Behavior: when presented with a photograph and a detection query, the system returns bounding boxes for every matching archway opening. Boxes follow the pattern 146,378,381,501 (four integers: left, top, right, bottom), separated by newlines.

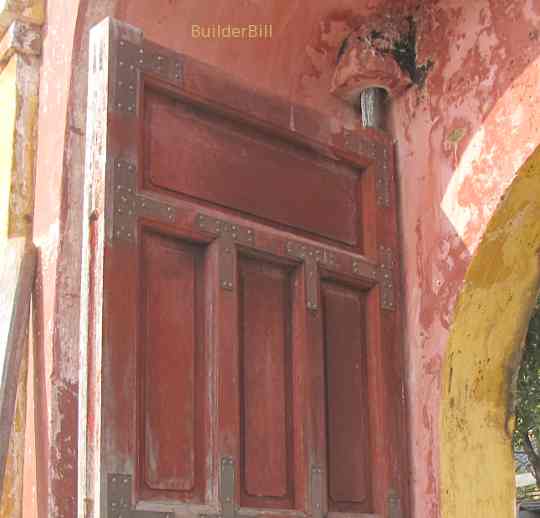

440,145,540,518
514,295,540,515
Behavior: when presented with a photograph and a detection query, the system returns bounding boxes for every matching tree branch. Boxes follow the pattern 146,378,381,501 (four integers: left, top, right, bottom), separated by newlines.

523,431,540,484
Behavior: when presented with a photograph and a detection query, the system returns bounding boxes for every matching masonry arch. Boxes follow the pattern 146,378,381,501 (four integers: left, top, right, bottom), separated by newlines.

440,146,540,518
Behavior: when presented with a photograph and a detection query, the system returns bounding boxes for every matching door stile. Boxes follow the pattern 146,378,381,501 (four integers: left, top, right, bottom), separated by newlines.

205,239,220,512
302,278,328,518
368,142,408,518
87,17,147,518
102,17,146,514
289,266,310,518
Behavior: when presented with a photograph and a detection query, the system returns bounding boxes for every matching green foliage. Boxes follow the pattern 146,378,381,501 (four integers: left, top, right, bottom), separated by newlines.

514,294,540,483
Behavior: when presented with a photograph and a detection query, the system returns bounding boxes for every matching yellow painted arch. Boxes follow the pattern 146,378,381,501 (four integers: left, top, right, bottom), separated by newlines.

441,146,540,517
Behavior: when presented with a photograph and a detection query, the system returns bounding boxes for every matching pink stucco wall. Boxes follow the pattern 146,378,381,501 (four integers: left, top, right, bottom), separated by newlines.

31,0,540,516
394,3,540,515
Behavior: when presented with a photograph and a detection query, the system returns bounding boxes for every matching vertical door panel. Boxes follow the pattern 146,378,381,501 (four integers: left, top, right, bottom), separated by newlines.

140,230,208,502
321,281,371,513
238,257,294,510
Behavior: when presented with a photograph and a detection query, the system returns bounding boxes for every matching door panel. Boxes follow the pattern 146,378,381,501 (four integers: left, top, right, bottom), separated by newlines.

321,281,371,513
238,257,294,510
143,87,361,247
139,231,208,501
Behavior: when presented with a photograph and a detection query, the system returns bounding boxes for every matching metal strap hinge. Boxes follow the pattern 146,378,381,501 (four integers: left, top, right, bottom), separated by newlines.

108,474,173,517
376,144,391,208
387,489,402,518
200,457,249,518
195,214,254,292
378,246,395,311
311,466,325,518
343,131,390,208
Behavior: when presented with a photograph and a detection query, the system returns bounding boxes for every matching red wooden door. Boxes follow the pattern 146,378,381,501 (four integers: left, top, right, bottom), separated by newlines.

83,17,408,518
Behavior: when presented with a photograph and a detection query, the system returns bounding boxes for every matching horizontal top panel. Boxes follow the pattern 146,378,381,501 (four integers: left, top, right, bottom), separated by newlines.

143,87,362,246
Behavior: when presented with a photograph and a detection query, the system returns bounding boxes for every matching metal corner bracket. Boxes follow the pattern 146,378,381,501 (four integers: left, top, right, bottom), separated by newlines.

285,241,337,312
195,213,254,292
114,38,183,115
111,158,177,243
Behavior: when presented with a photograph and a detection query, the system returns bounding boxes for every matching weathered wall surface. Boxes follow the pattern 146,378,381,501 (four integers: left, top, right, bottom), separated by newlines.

30,0,540,517
392,3,540,516
32,0,94,515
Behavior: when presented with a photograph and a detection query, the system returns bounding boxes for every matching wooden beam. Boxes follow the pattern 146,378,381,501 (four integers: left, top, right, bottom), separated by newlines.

0,238,36,493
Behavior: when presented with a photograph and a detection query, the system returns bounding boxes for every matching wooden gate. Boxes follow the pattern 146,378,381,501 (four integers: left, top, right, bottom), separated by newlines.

82,17,408,518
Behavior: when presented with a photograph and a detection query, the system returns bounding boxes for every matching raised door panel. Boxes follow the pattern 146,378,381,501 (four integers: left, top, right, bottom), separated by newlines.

142,87,361,247
238,257,295,510
321,281,372,514
138,230,209,503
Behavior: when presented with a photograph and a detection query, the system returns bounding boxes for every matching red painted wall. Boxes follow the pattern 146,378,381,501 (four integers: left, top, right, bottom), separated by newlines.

31,0,540,516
